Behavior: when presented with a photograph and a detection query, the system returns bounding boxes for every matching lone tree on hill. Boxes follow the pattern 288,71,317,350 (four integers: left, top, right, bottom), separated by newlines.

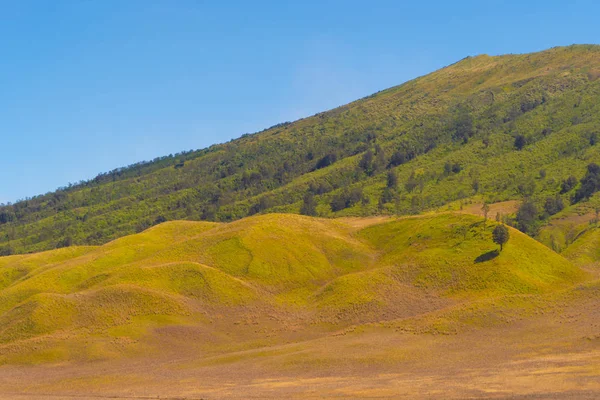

492,224,510,251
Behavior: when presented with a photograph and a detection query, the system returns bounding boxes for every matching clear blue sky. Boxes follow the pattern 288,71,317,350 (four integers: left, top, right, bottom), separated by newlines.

1,0,599,203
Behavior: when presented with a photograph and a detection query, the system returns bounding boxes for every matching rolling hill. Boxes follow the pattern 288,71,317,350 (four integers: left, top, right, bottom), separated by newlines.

0,212,598,398
0,213,586,363
2,45,600,255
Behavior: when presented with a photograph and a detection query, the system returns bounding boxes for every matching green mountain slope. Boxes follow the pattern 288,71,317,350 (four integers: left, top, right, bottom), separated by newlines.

0,213,586,364
2,44,600,254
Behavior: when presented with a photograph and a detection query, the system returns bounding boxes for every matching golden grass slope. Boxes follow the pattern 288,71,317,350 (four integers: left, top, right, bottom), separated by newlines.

562,227,600,278
0,213,587,365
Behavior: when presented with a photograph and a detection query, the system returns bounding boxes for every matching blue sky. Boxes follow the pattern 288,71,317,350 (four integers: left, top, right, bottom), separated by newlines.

1,0,599,203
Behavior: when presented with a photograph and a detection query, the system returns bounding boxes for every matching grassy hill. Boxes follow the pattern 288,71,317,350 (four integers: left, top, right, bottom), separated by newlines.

562,224,600,273
0,213,586,365
2,45,600,254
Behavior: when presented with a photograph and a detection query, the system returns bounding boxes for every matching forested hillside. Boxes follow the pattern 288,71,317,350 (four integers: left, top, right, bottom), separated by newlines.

2,44,600,254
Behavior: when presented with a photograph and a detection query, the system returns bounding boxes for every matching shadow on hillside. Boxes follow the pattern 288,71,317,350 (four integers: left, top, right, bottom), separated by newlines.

475,250,499,263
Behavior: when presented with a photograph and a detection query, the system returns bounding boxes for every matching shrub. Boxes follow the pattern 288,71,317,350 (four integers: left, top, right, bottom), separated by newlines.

573,163,600,203
560,176,578,194
514,134,526,150
543,195,564,216
330,188,363,212
315,153,337,170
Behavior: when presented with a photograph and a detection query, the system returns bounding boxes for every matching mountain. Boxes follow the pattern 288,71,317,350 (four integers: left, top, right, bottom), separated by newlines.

2,44,600,255
3,44,600,399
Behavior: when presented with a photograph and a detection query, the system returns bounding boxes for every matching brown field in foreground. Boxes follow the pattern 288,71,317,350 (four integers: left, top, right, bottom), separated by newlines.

1,306,598,399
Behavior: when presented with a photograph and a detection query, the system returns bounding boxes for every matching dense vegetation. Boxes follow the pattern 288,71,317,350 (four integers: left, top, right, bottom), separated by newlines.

2,44,600,255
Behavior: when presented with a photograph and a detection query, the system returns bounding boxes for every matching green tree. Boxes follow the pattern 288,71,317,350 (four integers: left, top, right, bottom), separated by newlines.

492,224,509,251
517,178,536,197
358,149,375,175
573,163,600,203
514,134,526,150
330,188,363,212
379,188,395,208
560,176,578,194
0,211,15,225
452,107,474,143
386,170,398,190
389,151,408,167
0,245,13,256
472,179,480,193
374,144,386,173
315,153,337,170
543,195,564,216
516,200,538,234
481,201,490,227
300,193,317,216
